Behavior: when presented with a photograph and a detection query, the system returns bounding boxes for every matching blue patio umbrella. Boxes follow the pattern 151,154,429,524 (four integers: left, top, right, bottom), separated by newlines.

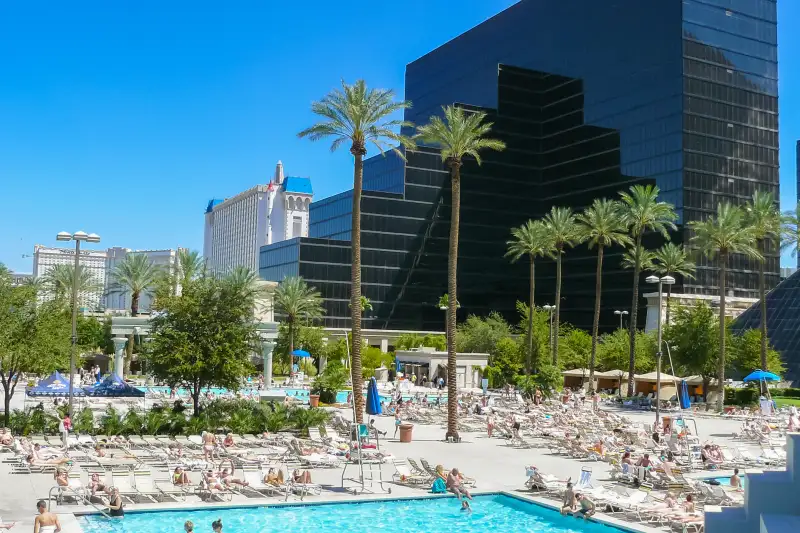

743,370,780,383
366,377,382,416
678,380,691,410
291,349,311,358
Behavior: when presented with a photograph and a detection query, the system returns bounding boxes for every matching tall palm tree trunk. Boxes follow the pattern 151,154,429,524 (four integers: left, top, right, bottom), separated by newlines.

445,160,462,442
627,234,643,395
124,292,141,377
758,240,767,371
289,321,294,353
526,258,535,374
589,245,604,392
717,252,728,412
350,148,365,423
553,249,562,365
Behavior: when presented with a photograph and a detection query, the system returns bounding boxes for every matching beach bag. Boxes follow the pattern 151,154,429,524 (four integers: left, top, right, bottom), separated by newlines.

431,478,447,494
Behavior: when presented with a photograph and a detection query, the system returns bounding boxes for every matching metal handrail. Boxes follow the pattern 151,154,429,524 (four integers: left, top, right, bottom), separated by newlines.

48,485,113,519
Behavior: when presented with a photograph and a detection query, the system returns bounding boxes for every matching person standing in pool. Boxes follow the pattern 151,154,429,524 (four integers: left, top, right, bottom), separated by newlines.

106,487,124,517
211,519,223,533
730,468,742,490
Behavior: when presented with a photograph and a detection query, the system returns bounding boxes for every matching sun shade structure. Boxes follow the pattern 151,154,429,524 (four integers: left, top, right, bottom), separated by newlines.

743,370,780,383
291,349,311,358
26,371,85,397
84,374,145,397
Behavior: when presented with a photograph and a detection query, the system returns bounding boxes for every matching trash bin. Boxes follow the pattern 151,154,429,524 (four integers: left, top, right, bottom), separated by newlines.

398,423,414,443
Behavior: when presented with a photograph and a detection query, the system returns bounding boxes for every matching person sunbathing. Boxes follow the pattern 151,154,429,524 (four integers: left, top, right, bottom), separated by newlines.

173,466,190,485
0,430,13,447
446,468,472,500
27,454,70,467
701,445,723,468
219,468,249,487
292,469,312,484
89,473,107,496
33,444,64,460
54,469,69,487
93,445,106,458
223,433,236,448
264,468,284,487
202,471,224,491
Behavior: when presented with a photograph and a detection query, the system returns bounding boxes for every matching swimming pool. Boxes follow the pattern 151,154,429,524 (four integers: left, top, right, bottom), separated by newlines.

706,475,745,488
79,494,629,533
148,386,447,405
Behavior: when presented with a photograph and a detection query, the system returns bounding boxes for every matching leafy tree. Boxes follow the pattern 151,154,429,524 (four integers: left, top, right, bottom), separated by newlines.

395,333,423,350
455,312,512,355
664,301,723,403
274,325,326,375
729,329,785,379
744,191,781,371
559,327,593,371
76,315,105,352
517,365,562,398
690,202,760,411
108,253,161,316
542,206,584,366
0,274,71,424
577,198,630,389
311,364,349,404
144,276,258,413
420,334,446,351
416,105,506,441
781,200,800,260
483,337,522,388
299,80,414,424
361,346,394,379
41,264,102,307
618,184,677,395
505,219,554,374
175,249,205,293
515,302,554,371
596,329,656,375
272,276,324,354
652,243,695,324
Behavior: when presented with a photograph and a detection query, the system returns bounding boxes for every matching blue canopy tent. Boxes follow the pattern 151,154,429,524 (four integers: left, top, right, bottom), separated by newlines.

84,374,145,397
27,371,85,397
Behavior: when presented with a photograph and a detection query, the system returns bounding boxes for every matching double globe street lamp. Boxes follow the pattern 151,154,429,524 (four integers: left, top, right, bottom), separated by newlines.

646,274,675,427
56,231,101,416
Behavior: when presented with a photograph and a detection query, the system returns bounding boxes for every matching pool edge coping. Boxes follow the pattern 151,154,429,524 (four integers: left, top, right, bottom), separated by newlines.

73,489,663,533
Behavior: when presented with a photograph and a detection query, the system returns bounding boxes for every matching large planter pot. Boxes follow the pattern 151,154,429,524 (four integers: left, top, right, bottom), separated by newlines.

398,423,414,443
309,394,320,408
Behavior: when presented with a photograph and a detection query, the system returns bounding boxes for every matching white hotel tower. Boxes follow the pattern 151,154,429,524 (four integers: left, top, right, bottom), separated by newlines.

203,162,313,274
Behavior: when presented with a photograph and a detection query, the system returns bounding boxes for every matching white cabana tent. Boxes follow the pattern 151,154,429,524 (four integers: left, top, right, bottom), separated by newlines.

634,371,681,399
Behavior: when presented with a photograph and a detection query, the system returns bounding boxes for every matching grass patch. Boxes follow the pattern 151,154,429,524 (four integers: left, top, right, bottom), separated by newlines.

775,398,800,408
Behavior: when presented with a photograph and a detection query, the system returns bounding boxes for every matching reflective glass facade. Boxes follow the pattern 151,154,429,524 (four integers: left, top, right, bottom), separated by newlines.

260,0,779,331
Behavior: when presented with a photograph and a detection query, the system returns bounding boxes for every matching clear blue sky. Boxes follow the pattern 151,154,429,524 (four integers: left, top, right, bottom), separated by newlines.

0,0,798,273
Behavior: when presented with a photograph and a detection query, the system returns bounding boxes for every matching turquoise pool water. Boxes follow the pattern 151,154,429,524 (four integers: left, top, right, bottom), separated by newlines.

79,494,627,533
148,386,447,405
708,475,746,488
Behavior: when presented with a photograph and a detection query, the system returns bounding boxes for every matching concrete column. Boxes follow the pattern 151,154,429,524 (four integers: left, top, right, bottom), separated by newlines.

380,338,389,353
262,341,275,389
112,337,128,380
319,354,327,374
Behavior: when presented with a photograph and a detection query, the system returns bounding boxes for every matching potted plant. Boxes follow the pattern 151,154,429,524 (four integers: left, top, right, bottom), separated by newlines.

310,364,348,406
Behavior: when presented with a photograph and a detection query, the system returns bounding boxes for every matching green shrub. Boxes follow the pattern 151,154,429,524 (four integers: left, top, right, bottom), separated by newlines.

724,387,759,405
311,365,348,404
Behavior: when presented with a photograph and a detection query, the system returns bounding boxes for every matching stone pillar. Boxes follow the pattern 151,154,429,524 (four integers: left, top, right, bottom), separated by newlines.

380,338,389,353
262,341,275,389
112,337,128,380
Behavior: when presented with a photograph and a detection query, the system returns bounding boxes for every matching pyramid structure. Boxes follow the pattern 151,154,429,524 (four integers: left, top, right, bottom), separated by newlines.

731,269,800,383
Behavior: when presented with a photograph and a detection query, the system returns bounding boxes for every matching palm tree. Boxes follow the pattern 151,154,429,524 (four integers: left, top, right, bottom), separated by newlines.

781,201,800,260
416,105,506,442
299,80,414,423
541,206,583,366
273,276,324,354
690,203,760,411
745,191,781,371
175,249,205,294
109,254,161,316
618,185,677,394
576,199,630,390
41,264,102,305
225,265,265,302
652,243,695,325
505,219,554,374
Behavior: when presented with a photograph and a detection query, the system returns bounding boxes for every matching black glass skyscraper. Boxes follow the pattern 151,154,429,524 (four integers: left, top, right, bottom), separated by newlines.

261,0,779,332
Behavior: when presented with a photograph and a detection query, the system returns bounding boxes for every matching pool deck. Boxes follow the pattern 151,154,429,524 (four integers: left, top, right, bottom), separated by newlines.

0,399,763,533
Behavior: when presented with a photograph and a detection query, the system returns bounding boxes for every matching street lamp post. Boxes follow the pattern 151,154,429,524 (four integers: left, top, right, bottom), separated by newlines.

543,304,555,363
56,231,101,416
646,274,675,427
614,310,628,330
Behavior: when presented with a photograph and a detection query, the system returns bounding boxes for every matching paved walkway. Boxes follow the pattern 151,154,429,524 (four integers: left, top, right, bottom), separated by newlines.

1,397,762,533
